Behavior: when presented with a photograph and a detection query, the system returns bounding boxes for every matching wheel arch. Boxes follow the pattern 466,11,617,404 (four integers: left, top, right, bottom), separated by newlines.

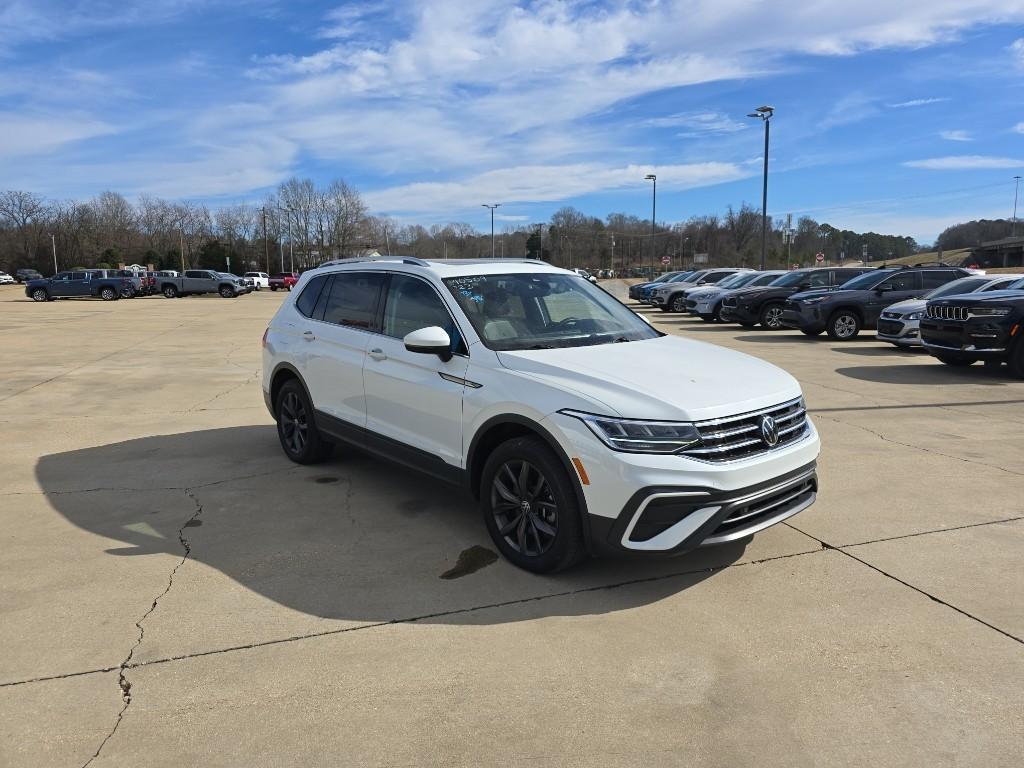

268,362,311,418
827,304,865,323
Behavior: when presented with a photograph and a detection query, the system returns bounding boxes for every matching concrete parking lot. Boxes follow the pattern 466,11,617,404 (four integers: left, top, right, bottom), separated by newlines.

1,280,1021,767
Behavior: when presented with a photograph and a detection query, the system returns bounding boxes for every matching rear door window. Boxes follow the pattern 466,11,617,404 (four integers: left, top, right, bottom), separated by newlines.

921,270,959,289
878,272,921,291
322,272,385,330
806,270,830,288
295,275,329,318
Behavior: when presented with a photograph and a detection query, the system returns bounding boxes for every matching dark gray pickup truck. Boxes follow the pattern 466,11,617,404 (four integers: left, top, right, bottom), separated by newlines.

155,270,247,298
25,270,130,301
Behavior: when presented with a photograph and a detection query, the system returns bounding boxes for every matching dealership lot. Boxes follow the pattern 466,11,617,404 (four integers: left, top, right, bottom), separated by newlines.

1,282,1021,767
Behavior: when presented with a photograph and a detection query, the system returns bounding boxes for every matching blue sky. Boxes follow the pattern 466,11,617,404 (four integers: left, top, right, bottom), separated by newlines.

2,1,1024,243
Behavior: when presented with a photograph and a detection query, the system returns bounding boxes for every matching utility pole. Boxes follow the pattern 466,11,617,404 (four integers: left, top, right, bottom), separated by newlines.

1013,176,1022,237
262,207,270,273
50,233,57,275
747,106,774,270
277,207,285,273
644,174,656,275
482,204,501,257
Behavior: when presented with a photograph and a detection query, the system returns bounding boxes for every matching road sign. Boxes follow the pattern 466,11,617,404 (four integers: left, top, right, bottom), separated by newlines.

661,255,670,265
815,252,824,263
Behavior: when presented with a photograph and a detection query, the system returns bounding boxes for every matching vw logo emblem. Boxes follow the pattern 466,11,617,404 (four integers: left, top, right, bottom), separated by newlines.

759,415,779,447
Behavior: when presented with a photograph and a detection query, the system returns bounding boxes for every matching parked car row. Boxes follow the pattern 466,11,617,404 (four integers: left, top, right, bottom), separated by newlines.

23,269,258,302
629,264,1024,377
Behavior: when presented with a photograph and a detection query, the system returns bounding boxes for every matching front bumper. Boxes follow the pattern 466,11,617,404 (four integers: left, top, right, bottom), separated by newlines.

920,318,1013,356
780,302,826,333
719,301,758,324
544,411,821,556
877,315,921,346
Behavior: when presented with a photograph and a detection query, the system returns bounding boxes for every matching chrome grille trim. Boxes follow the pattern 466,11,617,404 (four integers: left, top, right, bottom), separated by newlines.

926,305,967,321
682,397,810,463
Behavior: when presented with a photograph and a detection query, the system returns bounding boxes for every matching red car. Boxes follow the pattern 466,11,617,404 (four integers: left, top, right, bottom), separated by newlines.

269,273,299,291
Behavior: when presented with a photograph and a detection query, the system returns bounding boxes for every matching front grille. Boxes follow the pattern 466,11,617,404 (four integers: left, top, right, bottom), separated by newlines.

681,397,809,463
709,474,817,539
722,297,738,308
877,319,904,336
880,311,901,320
685,299,697,309
927,305,967,321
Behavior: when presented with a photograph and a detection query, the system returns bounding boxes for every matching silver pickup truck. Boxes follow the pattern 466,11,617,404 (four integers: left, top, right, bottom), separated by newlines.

156,269,247,298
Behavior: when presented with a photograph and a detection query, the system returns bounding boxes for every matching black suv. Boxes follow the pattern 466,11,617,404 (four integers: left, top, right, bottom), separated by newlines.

720,267,869,329
920,282,1024,376
781,266,973,340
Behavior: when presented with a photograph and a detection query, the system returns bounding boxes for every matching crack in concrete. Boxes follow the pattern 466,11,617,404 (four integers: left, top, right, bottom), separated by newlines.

841,515,1024,549
3,545,824,689
815,414,1024,477
80,489,204,767
784,522,1024,647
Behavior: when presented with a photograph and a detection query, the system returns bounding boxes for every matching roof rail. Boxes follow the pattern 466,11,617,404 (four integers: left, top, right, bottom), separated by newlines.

318,255,430,268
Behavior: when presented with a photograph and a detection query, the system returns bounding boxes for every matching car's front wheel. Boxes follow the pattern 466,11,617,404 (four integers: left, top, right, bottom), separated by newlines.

827,310,860,340
670,294,687,313
275,380,332,464
220,286,236,298
31,288,48,302
481,436,585,573
759,303,784,329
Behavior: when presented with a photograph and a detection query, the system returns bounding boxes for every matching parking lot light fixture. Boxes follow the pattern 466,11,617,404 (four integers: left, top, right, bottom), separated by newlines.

644,174,656,274
482,204,501,257
748,106,774,271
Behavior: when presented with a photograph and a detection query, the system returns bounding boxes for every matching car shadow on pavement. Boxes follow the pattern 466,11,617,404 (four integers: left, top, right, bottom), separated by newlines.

836,364,1015,386
829,346,922,357
35,426,749,624
732,334,824,343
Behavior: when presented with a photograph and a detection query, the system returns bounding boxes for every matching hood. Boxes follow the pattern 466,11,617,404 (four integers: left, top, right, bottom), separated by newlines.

789,288,836,301
686,285,723,300
496,335,801,422
931,290,1024,306
882,299,926,315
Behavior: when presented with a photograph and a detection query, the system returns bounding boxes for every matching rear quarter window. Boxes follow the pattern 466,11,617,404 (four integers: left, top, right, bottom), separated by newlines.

295,275,329,318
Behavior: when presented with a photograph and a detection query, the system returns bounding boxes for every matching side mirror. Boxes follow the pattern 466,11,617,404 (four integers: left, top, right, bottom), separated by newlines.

876,285,893,293
404,326,453,362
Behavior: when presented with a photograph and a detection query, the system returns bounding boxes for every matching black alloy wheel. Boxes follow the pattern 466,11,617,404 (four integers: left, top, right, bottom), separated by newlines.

163,285,178,298
827,310,861,340
275,380,332,464
481,436,584,573
220,285,236,298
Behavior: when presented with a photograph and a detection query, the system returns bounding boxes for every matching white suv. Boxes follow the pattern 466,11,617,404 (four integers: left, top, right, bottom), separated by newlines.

262,257,820,572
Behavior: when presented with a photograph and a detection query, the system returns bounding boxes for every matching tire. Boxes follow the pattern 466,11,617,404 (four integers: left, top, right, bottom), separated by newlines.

100,287,117,301
31,288,48,302
274,380,333,464
219,285,235,298
270,286,278,291
1008,343,1024,379
759,303,785,329
120,286,135,299
826,310,861,340
936,354,976,367
801,329,823,337
163,285,178,298
711,305,723,322
480,436,585,573
669,294,686,313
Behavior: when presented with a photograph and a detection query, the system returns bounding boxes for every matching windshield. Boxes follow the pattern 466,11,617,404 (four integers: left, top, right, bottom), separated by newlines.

717,272,758,289
837,271,890,290
665,271,695,283
1007,278,1024,290
444,273,660,351
651,271,683,283
925,277,990,299
768,270,815,287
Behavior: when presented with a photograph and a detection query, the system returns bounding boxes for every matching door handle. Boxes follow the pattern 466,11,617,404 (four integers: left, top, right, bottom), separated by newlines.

368,348,387,361
302,330,316,342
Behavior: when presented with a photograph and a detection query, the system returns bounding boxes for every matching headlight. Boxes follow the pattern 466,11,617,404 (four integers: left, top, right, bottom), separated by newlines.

801,297,828,305
906,311,922,320
561,411,702,454
968,307,1011,318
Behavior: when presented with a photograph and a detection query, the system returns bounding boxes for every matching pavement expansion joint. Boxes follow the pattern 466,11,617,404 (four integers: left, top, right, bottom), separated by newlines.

80,488,205,767
784,522,1024,647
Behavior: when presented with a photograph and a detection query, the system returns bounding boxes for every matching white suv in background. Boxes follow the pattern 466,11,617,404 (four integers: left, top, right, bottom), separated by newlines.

244,272,270,290
262,257,820,572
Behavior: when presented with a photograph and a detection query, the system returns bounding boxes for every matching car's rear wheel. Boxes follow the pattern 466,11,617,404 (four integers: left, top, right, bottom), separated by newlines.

481,436,585,573
163,285,178,298
759,303,784,329
275,380,332,464
827,310,860,340
936,354,976,367
31,288,48,302
100,287,117,301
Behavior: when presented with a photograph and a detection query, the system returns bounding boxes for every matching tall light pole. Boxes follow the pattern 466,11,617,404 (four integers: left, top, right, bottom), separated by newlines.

50,233,57,275
644,174,656,275
1011,177,1019,237
279,204,295,272
747,106,774,271
482,204,501,258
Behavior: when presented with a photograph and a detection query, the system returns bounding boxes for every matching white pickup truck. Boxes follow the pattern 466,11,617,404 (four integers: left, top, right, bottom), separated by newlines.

156,269,247,298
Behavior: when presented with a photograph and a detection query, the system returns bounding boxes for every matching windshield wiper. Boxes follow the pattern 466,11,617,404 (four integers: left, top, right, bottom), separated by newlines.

526,343,555,349
613,336,631,343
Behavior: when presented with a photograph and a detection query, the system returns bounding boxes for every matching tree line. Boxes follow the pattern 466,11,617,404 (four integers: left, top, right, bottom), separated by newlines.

2,177,972,276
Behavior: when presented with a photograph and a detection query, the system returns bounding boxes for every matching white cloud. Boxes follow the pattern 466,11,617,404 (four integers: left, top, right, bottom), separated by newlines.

0,113,115,159
494,213,529,222
644,111,749,137
887,97,950,108
363,162,748,216
904,155,1024,170
1011,38,1024,67
1014,122,1024,134
939,130,972,141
